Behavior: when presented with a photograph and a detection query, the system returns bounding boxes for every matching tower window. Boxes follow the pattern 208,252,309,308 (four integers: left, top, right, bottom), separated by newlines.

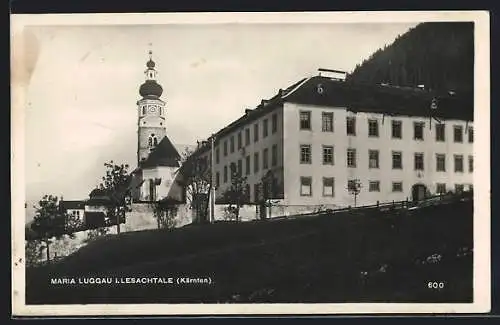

148,134,158,149
142,107,146,115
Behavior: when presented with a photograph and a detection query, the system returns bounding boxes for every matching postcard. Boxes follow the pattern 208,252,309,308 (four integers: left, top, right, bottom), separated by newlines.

11,11,490,316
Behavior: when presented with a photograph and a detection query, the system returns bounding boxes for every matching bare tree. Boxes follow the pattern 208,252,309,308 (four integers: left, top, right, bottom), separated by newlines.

348,179,362,207
178,146,212,223
221,162,249,222
152,199,178,229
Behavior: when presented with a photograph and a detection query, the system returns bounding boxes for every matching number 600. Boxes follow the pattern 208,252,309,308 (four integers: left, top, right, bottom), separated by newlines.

428,281,445,289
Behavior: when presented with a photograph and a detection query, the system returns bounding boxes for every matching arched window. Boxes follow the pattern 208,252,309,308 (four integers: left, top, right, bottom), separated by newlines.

148,134,158,149
142,106,145,115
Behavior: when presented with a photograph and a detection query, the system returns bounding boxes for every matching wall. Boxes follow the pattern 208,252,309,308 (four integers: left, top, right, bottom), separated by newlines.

204,105,285,203
283,102,473,208
140,166,184,202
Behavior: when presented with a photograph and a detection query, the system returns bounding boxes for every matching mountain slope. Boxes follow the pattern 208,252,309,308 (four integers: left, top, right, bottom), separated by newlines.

347,22,474,94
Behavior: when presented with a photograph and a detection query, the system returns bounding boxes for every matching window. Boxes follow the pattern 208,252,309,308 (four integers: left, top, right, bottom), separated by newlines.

230,136,235,153
254,124,259,142
263,148,269,169
254,152,260,173
272,113,278,134
368,150,379,169
237,159,243,176
300,177,312,196
369,181,380,192
323,146,334,165
392,151,402,169
392,182,403,192
436,123,445,141
323,177,334,197
224,140,228,156
322,112,334,132
368,119,379,137
414,153,424,171
455,184,464,193
436,154,446,171
300,145,312,164
254,184,260,202
469,155,473,173
454,155,464,172
347,148,356,167
392,120,402,139
300,111,311,130
272,144,278,167
436,183,447,194
414,122,424,140
263,119,269,138
346,117,356,135
245,128,250,146
148,134,157,148
245,155,251,175
237,132,242,149
215,147,220,164
468,127,474,143
215,172,220,188
223,165,228,183
454,125,463,143
142,107,146,115
230,163,236,180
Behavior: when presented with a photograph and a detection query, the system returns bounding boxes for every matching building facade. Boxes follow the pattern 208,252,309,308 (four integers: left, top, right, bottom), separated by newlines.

190,69,473,217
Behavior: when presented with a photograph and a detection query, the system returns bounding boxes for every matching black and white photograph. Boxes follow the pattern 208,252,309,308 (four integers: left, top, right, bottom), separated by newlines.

11,11,490,315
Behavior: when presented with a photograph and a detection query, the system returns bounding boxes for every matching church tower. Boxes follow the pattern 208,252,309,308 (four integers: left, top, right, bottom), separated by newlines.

137,50,167,165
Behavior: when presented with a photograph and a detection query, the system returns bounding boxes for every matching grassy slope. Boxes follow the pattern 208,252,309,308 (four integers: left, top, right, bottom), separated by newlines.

26,198,473,304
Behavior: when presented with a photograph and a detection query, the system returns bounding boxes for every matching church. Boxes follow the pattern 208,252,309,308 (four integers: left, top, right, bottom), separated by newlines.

128,51,186,207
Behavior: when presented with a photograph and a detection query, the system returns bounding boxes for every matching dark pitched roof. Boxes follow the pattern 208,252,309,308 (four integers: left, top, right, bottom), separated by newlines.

284,76,474,121
190,73,473,157
141,135,181,168
59,200,85,211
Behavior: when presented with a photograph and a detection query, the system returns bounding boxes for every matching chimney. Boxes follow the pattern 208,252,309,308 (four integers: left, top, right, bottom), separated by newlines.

318,68,347,81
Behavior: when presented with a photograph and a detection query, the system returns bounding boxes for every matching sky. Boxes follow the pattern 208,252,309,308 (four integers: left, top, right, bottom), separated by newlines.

21,22,419,218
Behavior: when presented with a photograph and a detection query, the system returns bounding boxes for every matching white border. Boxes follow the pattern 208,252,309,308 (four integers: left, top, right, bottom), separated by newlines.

11,11,491,316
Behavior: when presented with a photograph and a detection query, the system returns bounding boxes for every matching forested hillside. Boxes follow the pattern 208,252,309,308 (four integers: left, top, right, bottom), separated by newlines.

348,22,474,94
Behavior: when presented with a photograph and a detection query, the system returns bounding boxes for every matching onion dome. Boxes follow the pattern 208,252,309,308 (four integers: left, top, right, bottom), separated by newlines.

146,59,155,69
139,80,163,98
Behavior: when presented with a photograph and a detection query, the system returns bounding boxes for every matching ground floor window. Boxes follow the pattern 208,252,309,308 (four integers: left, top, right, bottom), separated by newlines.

369,181,380,192
322,177,334,197
436,183,447,194
392,182,403,192
300,177,312,196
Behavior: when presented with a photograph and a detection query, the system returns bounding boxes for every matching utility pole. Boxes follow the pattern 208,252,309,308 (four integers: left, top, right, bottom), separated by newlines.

210,134,216,223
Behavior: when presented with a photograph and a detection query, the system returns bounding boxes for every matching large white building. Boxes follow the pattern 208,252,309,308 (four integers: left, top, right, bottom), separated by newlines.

191,68,474,217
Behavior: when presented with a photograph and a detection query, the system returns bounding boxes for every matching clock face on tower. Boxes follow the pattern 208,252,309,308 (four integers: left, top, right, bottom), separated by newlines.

148,105,156,113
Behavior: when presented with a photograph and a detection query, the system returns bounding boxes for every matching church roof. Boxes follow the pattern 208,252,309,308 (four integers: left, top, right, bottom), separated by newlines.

141,135,181,168
59,200,85,211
